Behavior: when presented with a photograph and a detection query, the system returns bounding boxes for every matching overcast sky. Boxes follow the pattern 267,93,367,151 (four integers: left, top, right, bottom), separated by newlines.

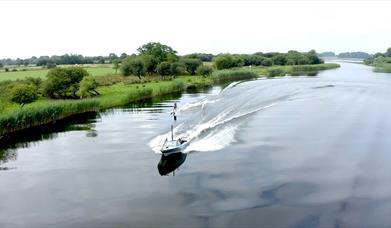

1,1,390,59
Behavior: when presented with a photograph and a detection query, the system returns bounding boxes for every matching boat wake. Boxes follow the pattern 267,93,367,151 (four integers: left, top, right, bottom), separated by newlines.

149,79,305,154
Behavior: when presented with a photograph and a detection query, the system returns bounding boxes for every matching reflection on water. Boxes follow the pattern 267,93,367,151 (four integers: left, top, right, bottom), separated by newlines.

0,112,99,154
157,152,187,176
0,149,17,170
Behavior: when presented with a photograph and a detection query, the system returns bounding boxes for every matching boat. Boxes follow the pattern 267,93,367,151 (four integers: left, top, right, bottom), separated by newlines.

160,125,189,155
157,152,187,175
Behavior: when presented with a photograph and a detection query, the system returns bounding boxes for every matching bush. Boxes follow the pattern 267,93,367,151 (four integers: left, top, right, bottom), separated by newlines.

157,61,172,77
213,54,244,70
79,75,99,98
5,68,9,72
170,62,186,76
44,67,89,99
261,58,273,66
10,84,38,106
181,58,202,75
121,56,146,79
25,77,43,92
267,68,286,77
196,65,213,77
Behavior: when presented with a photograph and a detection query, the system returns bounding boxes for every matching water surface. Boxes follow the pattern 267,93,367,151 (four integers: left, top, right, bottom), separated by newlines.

1,62,391,227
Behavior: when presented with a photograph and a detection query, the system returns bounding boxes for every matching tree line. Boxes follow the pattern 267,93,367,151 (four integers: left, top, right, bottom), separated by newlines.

364,47,391,65
1,42,325,107
0,53,129,68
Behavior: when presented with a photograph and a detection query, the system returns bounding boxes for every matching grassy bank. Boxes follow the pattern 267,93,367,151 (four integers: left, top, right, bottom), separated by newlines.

251,63,340,77
0,76,213,136
212,69,258,82
0,63,340,136
0,64,116,81
373,63,391,73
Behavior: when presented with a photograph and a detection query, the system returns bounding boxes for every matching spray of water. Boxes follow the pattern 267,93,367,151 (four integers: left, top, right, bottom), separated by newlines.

149,79,303,153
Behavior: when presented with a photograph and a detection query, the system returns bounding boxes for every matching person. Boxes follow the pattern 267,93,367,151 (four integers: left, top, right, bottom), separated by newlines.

173,102,177,111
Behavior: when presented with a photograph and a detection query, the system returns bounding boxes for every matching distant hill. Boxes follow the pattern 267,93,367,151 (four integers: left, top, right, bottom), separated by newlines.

319,52,336,57
337,52,371,59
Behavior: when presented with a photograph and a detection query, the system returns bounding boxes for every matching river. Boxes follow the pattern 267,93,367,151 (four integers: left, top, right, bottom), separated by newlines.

1,62,391,227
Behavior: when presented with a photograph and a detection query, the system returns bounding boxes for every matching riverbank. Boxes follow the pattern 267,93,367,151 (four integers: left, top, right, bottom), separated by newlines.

373,63,391,73
0,63,339,136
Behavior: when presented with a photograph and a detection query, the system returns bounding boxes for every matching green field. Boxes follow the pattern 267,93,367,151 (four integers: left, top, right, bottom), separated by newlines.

0,64,117,81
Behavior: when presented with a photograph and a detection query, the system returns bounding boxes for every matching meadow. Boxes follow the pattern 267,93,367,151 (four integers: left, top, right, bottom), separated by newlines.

0,64,116,81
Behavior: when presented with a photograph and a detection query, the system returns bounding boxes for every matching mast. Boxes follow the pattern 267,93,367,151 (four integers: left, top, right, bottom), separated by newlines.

171,124,174,141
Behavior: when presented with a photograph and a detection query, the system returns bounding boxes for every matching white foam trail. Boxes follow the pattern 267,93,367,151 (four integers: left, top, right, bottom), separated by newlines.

178,97,220,113
149,103,276,153
185,124,239,152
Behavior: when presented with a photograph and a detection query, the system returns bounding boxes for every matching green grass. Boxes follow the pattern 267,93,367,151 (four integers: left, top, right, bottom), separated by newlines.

0,64,117,82
212,69,258,82
250,63,340,77
374,63,391,73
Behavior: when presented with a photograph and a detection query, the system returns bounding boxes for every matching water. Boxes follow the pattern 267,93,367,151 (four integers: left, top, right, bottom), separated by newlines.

1,62,391,227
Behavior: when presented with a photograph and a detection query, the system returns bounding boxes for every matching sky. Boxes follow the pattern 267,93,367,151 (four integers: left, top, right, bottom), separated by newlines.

0,0,390,59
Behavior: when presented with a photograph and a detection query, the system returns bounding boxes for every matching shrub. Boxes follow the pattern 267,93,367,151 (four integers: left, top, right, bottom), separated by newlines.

261,58,273,66
157,61,172,77
25,77,43,91
79,75,99,98
5,68,9,72
213,54,244,70
267,68,286,77
121,56,146,79
44,67,89,99
181,58,202,75
196,65,213,77
10,84,38,106
170,62,186,76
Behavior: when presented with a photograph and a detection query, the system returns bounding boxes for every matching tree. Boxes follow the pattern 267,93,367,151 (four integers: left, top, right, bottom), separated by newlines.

121,56,146,79
170,62,186,76
25,77,43,94
386,47,391,57
196,65,213,77
79,75,99,98
214,54,235,70
112,59,120,74
182,58,202,75
45,67,89,98
305,50,323,64
261,58,273,66
157,61,172,78
10,84,38,106
272,54,287,65
214,54,244,70
137,42,177,63
140,54,158,75
108,53,118,62
120,53,128,59
0,63,3,69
